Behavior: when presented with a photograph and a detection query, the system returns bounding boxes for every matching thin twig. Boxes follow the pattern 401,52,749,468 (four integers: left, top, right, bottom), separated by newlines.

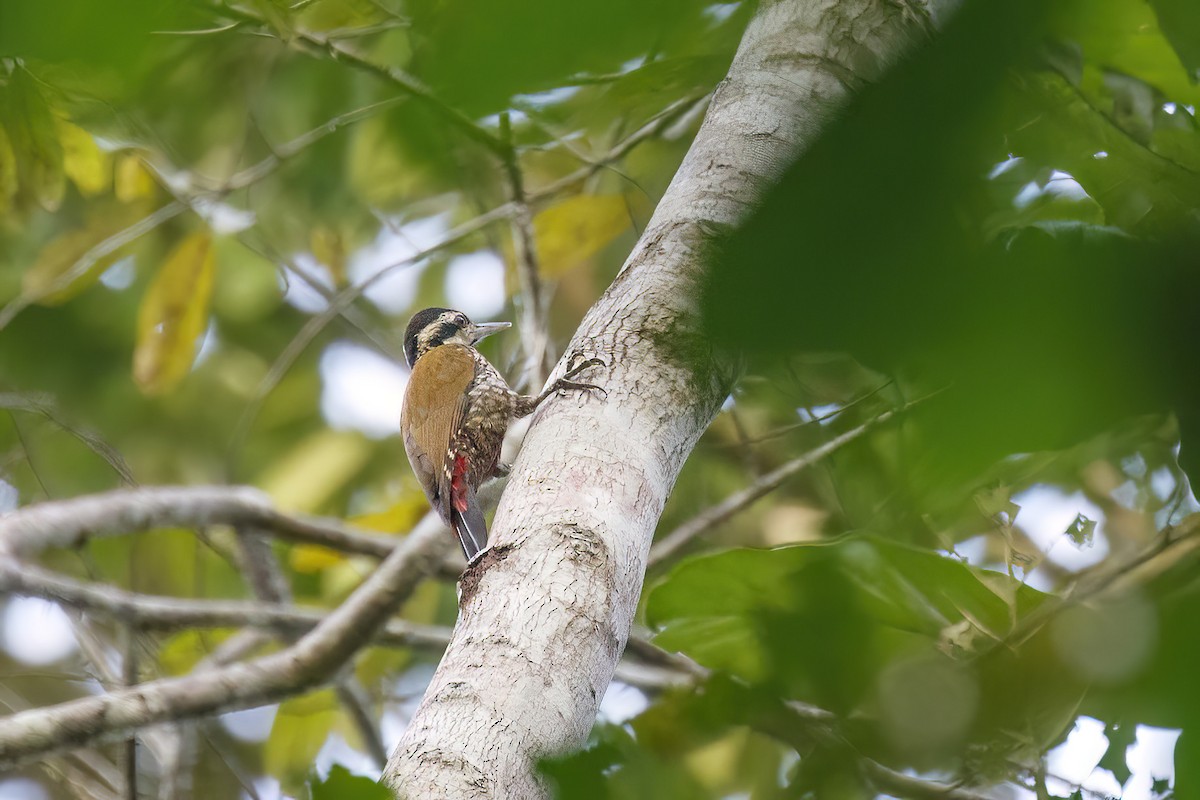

210,1,506,157
0,502,451,770
526,92,710,202
0,202,187,333
236,232,396,354
0,559,450,648
979,513,1200,656
499,113,550,387
648,405,904,566
0,393,136,485
198,97,405,194
10,413,52,499
726,380,894,446
861,761,995,800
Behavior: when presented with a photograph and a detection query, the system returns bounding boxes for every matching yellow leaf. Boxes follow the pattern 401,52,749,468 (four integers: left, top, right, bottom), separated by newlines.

159,629,234,676
532,194,630,277
348,492,429,534
258,428,372,513
57,119,111,197
290,491,428,574
23,204,135,304
310,224,347,286
114,153,156,203
133,232,216,395
290,543,345,573
0,125,16,214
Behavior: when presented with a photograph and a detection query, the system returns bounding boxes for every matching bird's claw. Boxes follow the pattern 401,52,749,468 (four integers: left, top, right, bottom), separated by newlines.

564,351,606,379
555,379,608,399
557,352,608,398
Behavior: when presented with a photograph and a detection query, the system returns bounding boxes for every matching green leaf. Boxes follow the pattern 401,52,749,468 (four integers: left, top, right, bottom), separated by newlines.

1053,0,1200,105
1149,0,1200,77
647,536,1052,707
2,68,65,212
541,723,712,800
0,123,16,214
309,764,391,800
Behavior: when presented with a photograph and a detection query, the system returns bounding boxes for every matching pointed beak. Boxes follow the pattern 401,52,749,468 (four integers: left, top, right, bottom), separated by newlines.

469,321,511,343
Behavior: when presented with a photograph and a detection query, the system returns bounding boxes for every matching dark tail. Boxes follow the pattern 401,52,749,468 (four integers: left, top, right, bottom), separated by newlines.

450,483,488,563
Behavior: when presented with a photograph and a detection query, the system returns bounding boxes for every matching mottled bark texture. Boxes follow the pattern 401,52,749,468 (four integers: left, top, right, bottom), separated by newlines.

384,0,941,796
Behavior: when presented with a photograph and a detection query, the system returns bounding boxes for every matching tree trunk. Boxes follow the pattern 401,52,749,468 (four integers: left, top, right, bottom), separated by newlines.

384,1,939,796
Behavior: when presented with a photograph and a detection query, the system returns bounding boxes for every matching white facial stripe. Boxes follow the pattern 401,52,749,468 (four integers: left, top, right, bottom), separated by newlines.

415,312,469,357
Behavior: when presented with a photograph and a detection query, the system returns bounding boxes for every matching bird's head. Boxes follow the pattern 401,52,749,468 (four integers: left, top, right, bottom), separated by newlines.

403,307,511,368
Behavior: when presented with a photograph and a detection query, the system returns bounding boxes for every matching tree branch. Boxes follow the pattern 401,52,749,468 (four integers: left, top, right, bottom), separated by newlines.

383,1,941,795
0,502,450,770
0,485,398,559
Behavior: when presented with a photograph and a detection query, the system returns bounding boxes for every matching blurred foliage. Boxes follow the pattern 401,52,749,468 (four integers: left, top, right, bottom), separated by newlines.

0,0,1198,798
308,764,392,800
668,0,1200,797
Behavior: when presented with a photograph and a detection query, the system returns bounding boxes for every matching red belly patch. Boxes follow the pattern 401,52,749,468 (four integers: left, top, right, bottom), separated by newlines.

450,453,469,513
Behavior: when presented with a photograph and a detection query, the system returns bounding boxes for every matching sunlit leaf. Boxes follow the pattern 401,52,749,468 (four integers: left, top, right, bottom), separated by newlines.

290,543,345,573
348,492,429,533
1150,0,1200,77
533,194,630,277
1053,0,1200,106
159,629,234,676
133,231,216,395
57,119,111,197
114,153,157,203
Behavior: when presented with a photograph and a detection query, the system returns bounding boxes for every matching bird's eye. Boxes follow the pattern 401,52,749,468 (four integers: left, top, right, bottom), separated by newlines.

456,314,468,326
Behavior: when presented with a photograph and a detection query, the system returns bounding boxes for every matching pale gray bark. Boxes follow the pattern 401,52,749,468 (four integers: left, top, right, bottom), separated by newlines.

384,1,940,796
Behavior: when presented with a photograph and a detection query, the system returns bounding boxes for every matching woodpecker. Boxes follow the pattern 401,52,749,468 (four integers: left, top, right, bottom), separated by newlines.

400,307,604,562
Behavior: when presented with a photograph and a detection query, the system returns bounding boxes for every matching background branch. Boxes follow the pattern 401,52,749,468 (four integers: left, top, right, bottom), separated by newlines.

0,503,449,770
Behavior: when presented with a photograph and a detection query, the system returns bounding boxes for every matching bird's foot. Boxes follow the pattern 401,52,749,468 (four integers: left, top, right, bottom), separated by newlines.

564,351,606,379
556,352,607,398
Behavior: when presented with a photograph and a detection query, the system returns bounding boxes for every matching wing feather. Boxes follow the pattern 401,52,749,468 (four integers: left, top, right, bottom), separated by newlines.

401,345,475,521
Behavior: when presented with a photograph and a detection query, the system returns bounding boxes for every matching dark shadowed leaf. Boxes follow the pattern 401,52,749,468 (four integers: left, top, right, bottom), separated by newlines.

309,764,391,800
